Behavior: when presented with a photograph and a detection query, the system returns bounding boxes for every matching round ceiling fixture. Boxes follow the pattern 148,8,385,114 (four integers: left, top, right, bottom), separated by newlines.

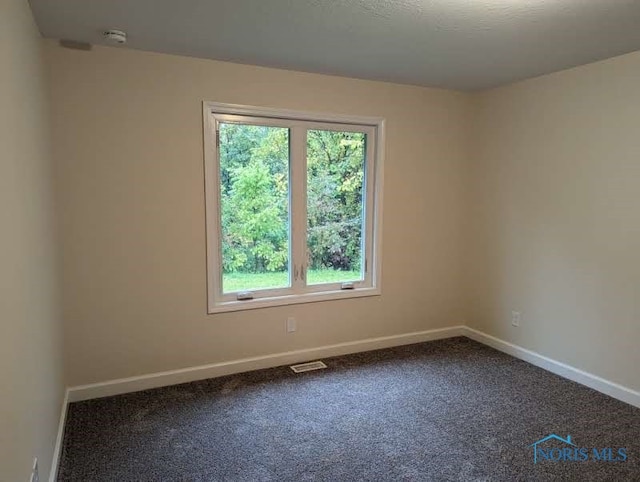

103,29,127,45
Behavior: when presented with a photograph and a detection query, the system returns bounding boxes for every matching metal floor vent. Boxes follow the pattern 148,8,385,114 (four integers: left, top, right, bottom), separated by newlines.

290,360,327,373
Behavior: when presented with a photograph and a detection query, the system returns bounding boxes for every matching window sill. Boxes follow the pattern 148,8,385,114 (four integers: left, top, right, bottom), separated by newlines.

208,287,381,314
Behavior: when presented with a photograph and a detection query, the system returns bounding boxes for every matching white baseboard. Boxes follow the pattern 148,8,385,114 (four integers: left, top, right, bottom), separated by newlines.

51,324,640,478
67,325,465,402
49,388,69,482
65,325,640,409
462,326,640,409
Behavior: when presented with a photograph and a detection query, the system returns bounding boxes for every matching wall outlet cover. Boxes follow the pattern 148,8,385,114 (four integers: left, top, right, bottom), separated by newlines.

511,311,521,327
286,317,296,333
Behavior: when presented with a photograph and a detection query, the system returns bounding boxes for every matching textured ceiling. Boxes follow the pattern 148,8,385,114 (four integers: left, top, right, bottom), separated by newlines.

29,0,640,91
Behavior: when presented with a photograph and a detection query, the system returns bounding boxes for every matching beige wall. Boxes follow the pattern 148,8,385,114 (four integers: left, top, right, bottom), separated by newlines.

45,29,640,401
0,1,64,481
469,51,640,391
46,42,472,386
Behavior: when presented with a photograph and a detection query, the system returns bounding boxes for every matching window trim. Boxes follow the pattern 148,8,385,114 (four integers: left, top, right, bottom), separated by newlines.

203,102,385,314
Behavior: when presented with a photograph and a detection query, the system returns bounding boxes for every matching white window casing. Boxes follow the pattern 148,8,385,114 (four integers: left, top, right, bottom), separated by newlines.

203,102,384,313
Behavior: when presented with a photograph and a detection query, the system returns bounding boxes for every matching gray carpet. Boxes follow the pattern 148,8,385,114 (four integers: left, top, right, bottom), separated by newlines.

58,337,640,481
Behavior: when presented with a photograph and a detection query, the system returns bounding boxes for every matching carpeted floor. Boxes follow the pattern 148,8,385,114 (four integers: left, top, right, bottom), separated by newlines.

58,337,640,481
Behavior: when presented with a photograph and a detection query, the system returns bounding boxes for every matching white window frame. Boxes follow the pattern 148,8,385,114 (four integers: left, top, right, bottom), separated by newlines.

203,102,384,314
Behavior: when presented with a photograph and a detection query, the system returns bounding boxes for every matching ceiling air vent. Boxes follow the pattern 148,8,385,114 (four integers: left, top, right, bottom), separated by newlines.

290,361,327,373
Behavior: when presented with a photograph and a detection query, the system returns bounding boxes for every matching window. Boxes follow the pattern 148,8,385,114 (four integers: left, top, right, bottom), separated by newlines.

203,103,384,313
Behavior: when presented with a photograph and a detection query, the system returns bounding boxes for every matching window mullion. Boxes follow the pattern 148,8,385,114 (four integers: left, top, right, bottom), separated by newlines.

290,125,307,293
363,126,376,287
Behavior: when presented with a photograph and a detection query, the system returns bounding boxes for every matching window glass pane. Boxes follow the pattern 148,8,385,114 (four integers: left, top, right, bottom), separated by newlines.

218,123,290,293
307,130,365,285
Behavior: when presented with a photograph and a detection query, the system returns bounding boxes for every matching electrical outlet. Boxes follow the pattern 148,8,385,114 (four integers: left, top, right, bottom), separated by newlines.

30,458,39,482
511,311,521,327
286,317,296,333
